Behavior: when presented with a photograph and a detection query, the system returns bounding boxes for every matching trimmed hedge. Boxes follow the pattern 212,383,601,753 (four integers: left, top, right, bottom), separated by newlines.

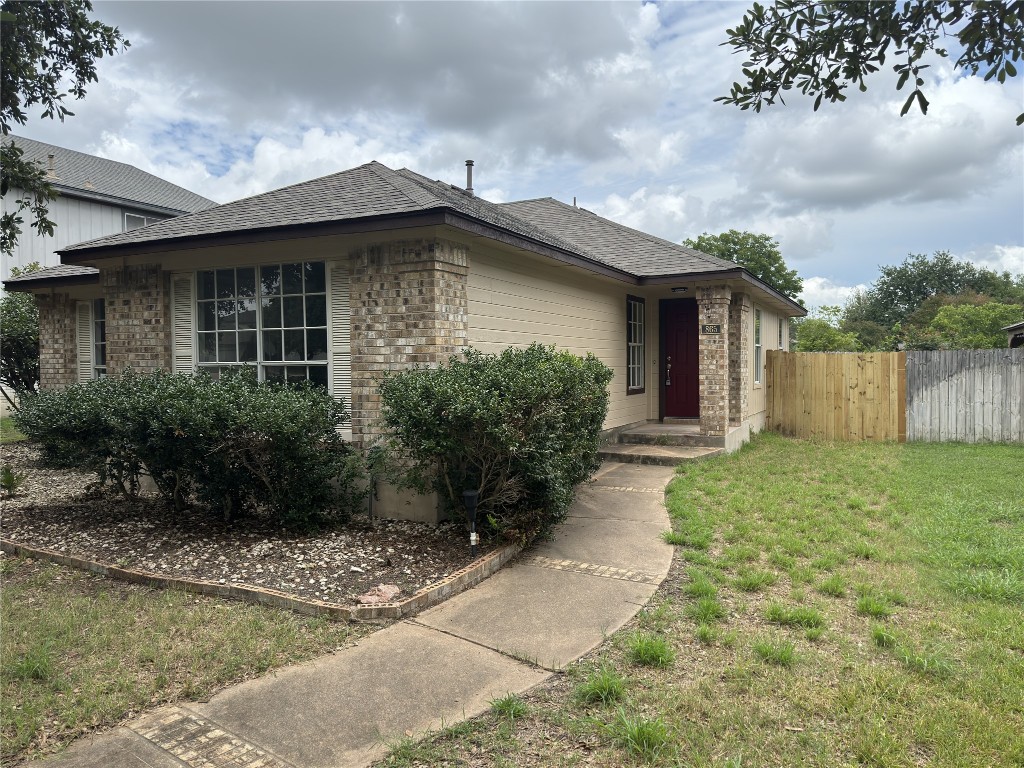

379,344,613,543
15,370,362,526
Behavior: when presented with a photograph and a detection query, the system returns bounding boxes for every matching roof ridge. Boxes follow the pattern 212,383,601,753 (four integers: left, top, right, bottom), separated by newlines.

369,164,441,208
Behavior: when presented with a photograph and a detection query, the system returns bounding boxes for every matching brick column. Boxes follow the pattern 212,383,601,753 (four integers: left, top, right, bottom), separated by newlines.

101,264,172,377
349,237,469,444
36,293,77,390
728,293,751,425
698,285,731,436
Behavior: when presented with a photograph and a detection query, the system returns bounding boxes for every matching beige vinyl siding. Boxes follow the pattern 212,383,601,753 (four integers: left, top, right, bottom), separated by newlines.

747,303,789,430
468,247,650,430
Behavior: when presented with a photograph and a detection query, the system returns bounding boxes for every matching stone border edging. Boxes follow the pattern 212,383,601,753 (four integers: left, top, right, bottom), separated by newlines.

0,538,521,622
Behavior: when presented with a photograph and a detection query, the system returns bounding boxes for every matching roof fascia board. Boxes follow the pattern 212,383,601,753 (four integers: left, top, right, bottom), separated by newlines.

641,269,806,315
58,210,452,262
3,274,100,292
49,185,194,217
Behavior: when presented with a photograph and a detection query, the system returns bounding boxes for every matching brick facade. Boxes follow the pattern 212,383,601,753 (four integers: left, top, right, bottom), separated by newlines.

728,292,751,425
697,285,731,436
349,237,469,444
101,264,172,376
36,293,78,390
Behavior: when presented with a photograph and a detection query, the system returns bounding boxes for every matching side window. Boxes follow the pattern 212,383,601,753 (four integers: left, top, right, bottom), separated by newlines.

778,317,785,350
124,212,164,231
626,295,645,394
93,299,106,377
754,308,763,384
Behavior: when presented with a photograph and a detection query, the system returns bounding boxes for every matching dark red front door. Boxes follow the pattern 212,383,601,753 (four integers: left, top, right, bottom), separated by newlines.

661,299,699,418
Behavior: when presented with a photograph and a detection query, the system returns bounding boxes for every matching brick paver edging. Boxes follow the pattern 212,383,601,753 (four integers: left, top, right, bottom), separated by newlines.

0,538,521,622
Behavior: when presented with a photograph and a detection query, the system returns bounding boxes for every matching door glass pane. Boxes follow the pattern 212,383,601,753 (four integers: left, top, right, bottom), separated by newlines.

304,262,326,293
216,269,235,299
262,330,282,361
236,267,256,298
218,332,237,362
283,296,304,327
238,331,258,362
260,265,281,295
283,329,304,361
282,263,303,294
305,295,326,327
197,271,215,300
261,297,282,328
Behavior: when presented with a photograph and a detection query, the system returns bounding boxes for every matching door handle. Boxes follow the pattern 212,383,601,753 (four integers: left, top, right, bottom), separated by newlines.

665,356,672,387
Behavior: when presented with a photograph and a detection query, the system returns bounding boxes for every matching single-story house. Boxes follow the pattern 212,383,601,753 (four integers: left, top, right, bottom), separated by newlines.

5,161,805,517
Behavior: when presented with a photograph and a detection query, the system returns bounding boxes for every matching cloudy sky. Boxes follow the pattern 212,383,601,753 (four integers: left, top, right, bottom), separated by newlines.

16,1,1024,307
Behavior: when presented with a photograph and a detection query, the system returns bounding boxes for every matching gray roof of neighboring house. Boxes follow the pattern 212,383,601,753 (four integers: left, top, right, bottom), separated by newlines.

1003,320,1024,332
5,135,217,215
498,198,736,277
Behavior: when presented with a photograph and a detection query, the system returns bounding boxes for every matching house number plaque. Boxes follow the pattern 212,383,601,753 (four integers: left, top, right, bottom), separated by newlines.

701,324,722,334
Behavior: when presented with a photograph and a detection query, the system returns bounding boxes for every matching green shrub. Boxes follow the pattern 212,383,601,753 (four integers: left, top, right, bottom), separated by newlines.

379,344,612,543
15,370,362,526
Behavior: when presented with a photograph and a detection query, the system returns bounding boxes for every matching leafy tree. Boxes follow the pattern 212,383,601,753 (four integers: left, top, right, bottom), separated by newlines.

718,1,1024,124
794,305,860,351
929,301,1024,348
856,251,1024,328
0,0,128,256
0,264,41,407
684,229,804,301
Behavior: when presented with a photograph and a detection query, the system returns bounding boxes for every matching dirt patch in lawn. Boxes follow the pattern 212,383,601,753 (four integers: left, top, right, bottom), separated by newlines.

0,443,494,607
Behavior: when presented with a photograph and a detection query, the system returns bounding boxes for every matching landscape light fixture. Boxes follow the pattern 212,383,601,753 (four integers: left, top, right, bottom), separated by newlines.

463,489,480,557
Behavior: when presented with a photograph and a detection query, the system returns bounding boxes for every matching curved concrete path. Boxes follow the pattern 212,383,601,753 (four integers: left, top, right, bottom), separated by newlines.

45,463,675,768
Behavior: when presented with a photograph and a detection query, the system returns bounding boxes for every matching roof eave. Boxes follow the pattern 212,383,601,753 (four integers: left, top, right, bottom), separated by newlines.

50,185,200,217
641,269,807,315
3,273,100,292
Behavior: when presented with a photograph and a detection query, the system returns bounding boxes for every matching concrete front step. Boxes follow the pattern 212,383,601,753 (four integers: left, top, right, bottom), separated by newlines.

597,443,722,467
619,431,725,448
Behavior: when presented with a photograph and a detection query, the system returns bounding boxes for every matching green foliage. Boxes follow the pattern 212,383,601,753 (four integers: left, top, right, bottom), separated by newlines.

0,264,41,403
575,665,625,705
718,1,1024,124
765,602,826,629
379,344,612,543
794,305,860,352
489,693,528,721
14,370,362,526
686,596,728,624
684,229,803,301
625,631,675,668
0,463,26,494
1,0,128,255
753,637,797,666
608,709,673,762
928,302,1023,349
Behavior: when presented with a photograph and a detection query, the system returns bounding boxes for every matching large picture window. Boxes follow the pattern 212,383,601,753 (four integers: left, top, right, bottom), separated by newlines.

627,295,645,394
196,261,328,386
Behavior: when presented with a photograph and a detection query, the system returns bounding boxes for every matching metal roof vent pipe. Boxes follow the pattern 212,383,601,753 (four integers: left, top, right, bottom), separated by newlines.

465,160,474,197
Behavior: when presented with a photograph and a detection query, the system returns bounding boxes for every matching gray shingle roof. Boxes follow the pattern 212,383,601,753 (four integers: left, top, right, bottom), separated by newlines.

5,135,216,215
499,198,736,276
3,263,98,285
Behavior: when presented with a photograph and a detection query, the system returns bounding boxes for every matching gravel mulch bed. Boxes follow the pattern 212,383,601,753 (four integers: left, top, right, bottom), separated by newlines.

0,443,494,607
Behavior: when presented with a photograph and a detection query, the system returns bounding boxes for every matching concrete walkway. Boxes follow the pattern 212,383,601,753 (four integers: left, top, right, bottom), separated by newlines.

46,462,675,768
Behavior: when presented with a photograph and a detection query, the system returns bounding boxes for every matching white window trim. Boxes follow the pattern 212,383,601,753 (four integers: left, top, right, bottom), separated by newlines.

626,295,645,394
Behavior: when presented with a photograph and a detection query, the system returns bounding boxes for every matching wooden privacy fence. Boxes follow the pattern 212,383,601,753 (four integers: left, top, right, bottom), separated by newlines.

906,348,1023,442
766,349,1024,443
765,351,906,442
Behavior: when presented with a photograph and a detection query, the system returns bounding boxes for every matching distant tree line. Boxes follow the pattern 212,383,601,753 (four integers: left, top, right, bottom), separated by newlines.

796,251,1024,352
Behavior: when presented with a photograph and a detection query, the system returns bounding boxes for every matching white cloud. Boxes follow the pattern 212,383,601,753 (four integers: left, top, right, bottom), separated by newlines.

800,277,869,310
958,245,1024,276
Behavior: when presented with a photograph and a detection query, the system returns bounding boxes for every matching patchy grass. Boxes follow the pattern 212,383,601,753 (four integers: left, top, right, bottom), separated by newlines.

625,632,674,668
490,693,528,721
574,665,625,706
1,557,371,763
375,436,1024,768
0,416,26,444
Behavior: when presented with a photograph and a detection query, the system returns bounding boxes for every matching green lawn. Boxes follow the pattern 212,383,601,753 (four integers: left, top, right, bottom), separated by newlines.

0,558,374,763
377,434,1024,767
0,416,27,443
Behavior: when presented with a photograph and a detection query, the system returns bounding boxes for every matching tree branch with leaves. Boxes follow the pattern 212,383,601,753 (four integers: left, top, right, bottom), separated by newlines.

717,1,1023,124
